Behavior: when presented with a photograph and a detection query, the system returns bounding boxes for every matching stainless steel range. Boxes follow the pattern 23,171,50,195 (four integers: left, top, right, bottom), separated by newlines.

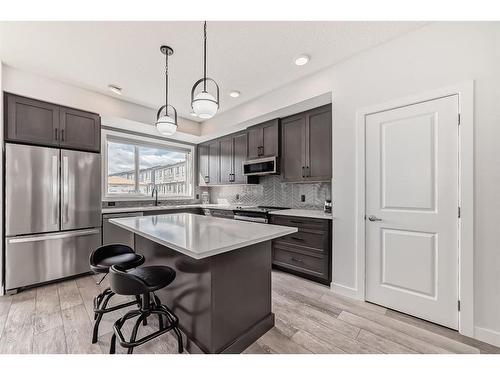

233,206,289,223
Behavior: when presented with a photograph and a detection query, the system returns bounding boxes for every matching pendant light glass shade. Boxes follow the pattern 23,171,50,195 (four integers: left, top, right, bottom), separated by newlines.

156,112,177,136
193,91,218,119
191,21,219,120
156,45,178,136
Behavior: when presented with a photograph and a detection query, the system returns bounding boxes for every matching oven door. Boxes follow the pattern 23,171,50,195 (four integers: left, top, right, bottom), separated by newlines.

243,156,277,176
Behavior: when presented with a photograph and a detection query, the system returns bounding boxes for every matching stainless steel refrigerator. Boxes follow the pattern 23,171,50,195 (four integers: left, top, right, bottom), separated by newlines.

4,143,102,292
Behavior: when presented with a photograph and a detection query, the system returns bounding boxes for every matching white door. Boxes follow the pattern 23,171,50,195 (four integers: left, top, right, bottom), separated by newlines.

365,95,459,329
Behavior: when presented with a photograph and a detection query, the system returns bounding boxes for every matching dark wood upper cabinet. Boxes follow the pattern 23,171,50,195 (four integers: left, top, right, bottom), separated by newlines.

247,126,262,160
5,94,60,147
246,119,280,159
281,104,332,182
305,105,332,181
59,107,100,152
198,143,209,186
196,104,330,186
232,132,248,184
198,131,250,186
208,140,220,185
281,114,306,182
219,136,233,185
4,93,101,152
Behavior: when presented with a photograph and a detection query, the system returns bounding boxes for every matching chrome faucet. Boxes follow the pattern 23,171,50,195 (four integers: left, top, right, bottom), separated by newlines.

152,186,159,206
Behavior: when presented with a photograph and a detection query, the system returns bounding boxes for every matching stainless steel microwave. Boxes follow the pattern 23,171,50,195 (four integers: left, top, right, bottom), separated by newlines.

243,156,278,176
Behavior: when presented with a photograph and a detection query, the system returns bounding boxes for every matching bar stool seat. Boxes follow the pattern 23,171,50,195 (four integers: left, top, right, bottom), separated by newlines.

109,264,183,354
89,244,145,344
125,266,176,291
90,244,144,274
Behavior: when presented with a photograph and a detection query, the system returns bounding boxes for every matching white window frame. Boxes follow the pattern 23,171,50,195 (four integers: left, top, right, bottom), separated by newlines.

102,129,195,201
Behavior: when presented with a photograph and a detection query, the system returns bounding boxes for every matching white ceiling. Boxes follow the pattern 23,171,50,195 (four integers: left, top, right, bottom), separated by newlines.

0,21,426,121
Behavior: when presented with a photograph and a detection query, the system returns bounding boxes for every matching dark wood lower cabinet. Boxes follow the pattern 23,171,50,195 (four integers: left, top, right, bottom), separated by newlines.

270,215,332,285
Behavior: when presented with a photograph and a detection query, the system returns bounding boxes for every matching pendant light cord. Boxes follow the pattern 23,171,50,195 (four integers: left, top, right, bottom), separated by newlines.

203,21,207,92
165,50,169,108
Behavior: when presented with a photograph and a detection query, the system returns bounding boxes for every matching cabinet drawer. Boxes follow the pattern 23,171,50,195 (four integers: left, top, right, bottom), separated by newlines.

272,245,327,278
271,215,329,231
274,230,327,251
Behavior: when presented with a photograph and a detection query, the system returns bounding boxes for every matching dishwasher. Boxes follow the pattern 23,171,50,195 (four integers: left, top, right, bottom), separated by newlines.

102,212,143,249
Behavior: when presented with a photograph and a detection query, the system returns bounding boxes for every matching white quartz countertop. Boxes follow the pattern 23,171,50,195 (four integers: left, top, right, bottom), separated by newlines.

270,209,334,220
102,204,244,214
109,213,297,260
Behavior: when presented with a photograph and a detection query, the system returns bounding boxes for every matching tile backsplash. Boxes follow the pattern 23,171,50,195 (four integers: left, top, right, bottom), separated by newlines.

208,175,331,209
102,177,331,210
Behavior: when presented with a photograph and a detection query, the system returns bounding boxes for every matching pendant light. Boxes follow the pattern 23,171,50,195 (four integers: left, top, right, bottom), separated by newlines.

156,45,178,136
191,21,219,119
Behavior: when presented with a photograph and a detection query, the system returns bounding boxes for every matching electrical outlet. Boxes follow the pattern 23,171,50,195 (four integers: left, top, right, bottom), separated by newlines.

300,194,306,202
196,194,199,199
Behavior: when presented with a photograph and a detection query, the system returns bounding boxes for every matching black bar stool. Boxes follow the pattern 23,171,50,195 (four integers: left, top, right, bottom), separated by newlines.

108,264,183,354
89,244,145,344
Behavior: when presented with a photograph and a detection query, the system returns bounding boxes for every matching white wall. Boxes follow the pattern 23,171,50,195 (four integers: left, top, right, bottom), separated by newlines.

2,65,201,137
203,22,500,344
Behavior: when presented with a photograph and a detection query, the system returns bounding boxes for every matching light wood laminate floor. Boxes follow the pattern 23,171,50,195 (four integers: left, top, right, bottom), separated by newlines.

0,270,497,354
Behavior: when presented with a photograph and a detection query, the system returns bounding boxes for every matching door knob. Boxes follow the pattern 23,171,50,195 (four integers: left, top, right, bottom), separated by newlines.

368,215,382,222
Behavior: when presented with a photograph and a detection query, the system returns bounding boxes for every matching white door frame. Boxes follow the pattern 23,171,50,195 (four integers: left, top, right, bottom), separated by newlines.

355,81,474,337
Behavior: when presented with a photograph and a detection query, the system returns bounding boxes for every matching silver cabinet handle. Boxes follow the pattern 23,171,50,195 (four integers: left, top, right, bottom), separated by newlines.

368,215,382,222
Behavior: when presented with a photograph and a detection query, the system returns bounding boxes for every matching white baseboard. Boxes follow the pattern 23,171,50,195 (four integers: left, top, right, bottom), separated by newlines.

474,326,500,347
330,282,361,300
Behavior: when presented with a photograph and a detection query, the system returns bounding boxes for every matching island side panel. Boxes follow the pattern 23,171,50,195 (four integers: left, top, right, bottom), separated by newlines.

135,235,213,353
211,240,274,353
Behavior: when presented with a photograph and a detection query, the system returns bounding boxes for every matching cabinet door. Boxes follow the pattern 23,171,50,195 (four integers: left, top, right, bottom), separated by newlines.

262,119,280,157
60,107,100,152
247,126,262,159
305,105,332,181
198,143,210,186
233,132,248,184
219,136,233,184
5,94,60,147
208,141,220,185
281,114,306,182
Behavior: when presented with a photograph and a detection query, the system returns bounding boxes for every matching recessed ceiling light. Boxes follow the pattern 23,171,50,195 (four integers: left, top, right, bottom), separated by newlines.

294,54,310,66
229,90,241,98
190,111,198,117
108,84,122,95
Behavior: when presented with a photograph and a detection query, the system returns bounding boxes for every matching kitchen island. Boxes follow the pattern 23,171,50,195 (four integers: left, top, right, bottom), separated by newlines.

109,213,297,354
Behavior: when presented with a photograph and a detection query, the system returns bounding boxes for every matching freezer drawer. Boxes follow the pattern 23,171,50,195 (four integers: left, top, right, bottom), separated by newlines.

5,228,101,290
6,144,60,236
102,212,143,249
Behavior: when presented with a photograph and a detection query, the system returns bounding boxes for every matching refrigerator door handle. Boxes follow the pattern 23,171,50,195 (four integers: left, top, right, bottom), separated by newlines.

62,155,69,224
52,155,59,225
7,228,101,244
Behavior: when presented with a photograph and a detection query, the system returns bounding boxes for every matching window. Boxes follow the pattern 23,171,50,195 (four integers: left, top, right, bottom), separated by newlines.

103,130,194,200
